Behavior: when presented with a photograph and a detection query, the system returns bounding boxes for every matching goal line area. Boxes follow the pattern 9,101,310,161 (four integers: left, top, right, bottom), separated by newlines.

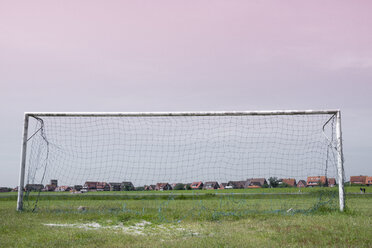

17,110,345,218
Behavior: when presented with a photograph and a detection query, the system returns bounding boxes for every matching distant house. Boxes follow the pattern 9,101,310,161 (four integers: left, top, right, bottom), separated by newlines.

227,181,247,189
190,182,203,190
155,183,172,191
97,182,110,191
327,178,336,187
247,178,268,188
44,179,58,191
144,185,156,191
366,177,372,186
307,176,327,187
203,181,220,190
25,184,44,191
83,181,109,191
280,178,297,187
50,179,58,187
121,182,135,191
350,176,367,185
297,180,307,188
219,183,227,189
109,183,121,191
73,185,83,191
84,181,98,190
55,186,72,192
45,184,56,191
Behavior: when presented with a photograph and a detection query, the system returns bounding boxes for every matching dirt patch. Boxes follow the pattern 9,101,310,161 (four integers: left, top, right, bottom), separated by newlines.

44,220,200,236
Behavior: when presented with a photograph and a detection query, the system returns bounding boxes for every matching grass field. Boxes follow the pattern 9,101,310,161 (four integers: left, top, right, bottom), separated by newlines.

1,187,371,247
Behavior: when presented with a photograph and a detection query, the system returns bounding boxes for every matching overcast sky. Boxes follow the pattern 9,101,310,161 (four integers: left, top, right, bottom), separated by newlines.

1,1,371,187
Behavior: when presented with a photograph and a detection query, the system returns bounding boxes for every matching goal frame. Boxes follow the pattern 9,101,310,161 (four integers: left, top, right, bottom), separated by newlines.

17,109,345,211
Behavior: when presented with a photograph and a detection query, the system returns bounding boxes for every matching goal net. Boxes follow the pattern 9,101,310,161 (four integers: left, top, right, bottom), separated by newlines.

18,111,345,219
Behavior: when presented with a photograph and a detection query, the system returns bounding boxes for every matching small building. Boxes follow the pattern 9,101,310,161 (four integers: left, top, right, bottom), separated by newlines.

155,183,172,191
25,184,44,191
74,185,83,191
350,176,367,185
247,178,268,188
97,182,110,191
227,181,247,189
84,181,99,190
366,177,372,186
83,181,109,191
203,181,220,190
45,184,56,191
327,178,336,187
280,178,297,187
297,180,307,188
190,181,203,190
50,179,58,187
144,185,156,190
121,182,135,191
219,183,227,189
109,182,121,191
55,186,72,192
307,176,327,187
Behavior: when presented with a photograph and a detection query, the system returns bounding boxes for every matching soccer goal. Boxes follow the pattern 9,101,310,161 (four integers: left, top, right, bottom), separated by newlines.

17,110,345,215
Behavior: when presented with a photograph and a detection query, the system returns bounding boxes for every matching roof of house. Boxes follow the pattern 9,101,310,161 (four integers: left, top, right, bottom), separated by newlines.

247,178,267,186
122,182,134,186
204,181,219,188
204,181,219,185
281,178,296,186
190,182,203,188
228,181,247,188
156,183,170,188
307,176,327,184
298,180,307,185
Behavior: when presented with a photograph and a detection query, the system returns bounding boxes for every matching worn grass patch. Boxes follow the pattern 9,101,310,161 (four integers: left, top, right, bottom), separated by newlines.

0,194,371,247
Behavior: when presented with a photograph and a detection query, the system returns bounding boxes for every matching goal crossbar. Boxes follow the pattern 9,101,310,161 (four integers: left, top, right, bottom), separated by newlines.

25,109,340,117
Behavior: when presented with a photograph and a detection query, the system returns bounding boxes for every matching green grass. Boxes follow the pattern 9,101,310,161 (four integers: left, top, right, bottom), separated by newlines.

0,189,371,247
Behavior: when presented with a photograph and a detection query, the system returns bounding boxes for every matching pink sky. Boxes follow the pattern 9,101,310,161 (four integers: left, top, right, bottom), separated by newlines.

0,1,372,186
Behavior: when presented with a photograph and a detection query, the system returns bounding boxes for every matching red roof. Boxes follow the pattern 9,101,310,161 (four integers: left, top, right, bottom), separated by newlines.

282,178,296,187
307,176,327,186
156,183,171,190
190,182,203,189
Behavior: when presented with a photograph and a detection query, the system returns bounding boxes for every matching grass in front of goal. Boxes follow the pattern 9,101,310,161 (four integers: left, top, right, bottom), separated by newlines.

1,193,372,247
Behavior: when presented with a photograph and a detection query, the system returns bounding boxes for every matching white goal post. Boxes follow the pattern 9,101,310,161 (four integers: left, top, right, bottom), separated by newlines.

17,110,345,212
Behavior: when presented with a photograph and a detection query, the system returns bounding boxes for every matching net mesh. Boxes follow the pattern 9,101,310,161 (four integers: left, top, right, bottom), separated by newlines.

23,113,341,218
